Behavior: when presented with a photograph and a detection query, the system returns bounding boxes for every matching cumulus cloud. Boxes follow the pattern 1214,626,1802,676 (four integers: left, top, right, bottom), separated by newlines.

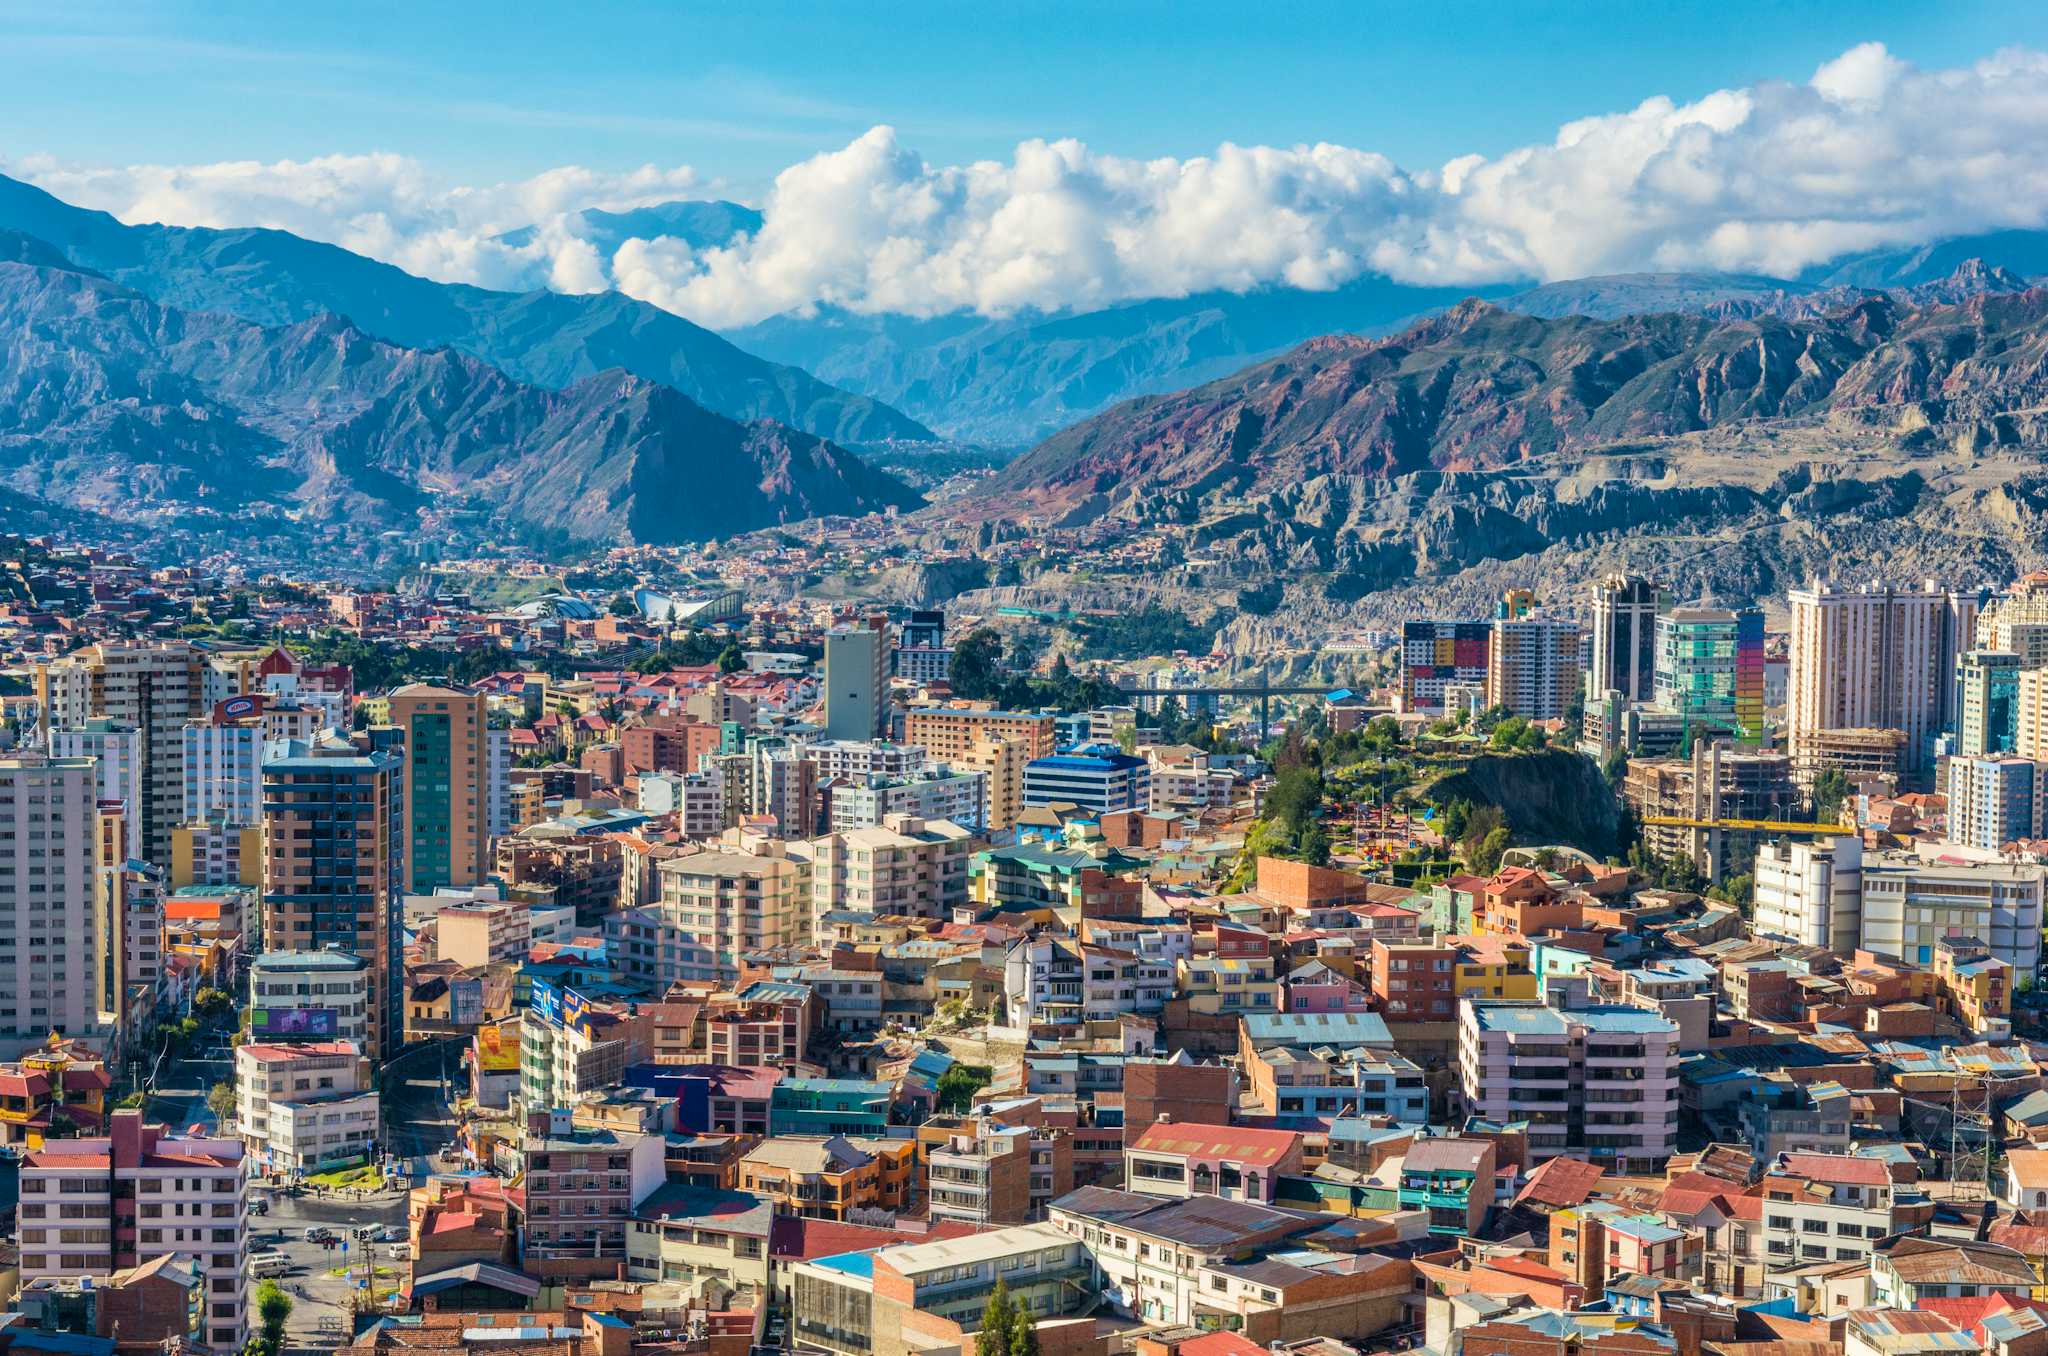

13,43,2048,327
5,150,706,293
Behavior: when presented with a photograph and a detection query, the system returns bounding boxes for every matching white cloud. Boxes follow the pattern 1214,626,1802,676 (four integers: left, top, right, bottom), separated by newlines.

3,150,706,293
12,42,2048,326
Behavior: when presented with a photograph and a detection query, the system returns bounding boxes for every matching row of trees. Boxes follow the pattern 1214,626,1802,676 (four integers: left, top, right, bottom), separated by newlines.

950,629,1137,714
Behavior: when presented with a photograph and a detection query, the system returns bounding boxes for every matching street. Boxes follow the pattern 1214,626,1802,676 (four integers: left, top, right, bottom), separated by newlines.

143,1018,237,1136
382,1037,469,1161
254,1183,410,1346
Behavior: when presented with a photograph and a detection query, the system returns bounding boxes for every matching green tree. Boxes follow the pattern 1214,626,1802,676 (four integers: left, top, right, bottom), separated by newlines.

193,987,233,1019
1264,765,1325,836
1812,766,1852,821
977,1281,1017,1356
1299,823,1332,868
256,1280,293,1349
716,643,745,674
1469,825,1513,875
1706,871,1755,912
607,594,637,617
1662,850,1706,894
1228,817,1293,890
951,628,1005,700
935,1063,992,1114
1007,1287,1040,1356
1460,803,1506,864
206,1080,237,1123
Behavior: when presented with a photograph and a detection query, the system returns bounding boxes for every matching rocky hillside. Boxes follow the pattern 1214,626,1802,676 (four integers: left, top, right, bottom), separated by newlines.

727,275,1500,447
0,174,931,445
0,240,920,548
984,287,2048,519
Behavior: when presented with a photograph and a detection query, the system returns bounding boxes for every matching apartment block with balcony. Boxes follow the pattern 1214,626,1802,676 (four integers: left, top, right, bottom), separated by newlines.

1458,998,1680,1173
810,813,973,927
17,1110,247,1353
513,1109,665,1280
1758,1151,1933,1274
738,1134,913,1221
233,1040,377,1173
918,1120,1033,1225
1398,1137,1496,1236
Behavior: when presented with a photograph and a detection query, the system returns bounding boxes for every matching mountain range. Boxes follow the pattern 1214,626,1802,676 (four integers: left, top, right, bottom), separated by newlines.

985,281,2048,517
727,225,2048,446
11,166,2048,579
0,232,918,550
0,175,928,445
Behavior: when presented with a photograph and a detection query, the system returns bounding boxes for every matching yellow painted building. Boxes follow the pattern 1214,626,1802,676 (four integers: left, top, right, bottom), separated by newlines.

1445,935,1539,1002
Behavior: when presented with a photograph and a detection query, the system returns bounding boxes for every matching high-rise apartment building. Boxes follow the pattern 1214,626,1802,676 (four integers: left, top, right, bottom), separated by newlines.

1399,620,1491,711
49,718,144,863
1458,998,1680,1174
260,739,404,1061
1485,618,1583,719
1957,650,2022,757
1653,607,1764,736
2019,668,2048,761
181,706,281,829
823,618,890,742
613,834,811,984
0,755,103,1058
1787,580,1979,780
1946,755,2039,851
486,726,513,842
38,641,206,867
386,684,489,890
1979,573,2048,668
905,708,1056,830
17,1111,248,1352
1586,574,1666,704
811,813,974,926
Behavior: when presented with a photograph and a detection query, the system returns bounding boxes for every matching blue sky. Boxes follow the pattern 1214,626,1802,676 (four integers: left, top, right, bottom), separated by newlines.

4,0,2044,190
7,2,2048,324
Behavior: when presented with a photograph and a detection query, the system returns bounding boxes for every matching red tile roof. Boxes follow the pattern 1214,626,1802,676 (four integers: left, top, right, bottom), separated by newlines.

1181,1336,1268,1356
1128,1122,1302,1166
1771,1152,1892,1187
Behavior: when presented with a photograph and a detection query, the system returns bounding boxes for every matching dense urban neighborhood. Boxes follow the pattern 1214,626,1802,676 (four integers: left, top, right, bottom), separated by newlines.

0,531,2046,1356
11,14,2048,1356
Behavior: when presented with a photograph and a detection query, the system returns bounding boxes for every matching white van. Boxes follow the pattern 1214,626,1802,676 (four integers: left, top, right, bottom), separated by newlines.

250,1251,293,1277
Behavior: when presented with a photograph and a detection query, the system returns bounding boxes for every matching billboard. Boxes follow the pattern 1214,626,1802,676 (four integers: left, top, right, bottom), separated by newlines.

530,978,563,1027
212,693,266,722
251,1007,338,1038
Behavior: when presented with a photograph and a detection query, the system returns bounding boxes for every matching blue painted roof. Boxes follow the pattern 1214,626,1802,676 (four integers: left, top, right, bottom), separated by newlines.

813,1251,875,1278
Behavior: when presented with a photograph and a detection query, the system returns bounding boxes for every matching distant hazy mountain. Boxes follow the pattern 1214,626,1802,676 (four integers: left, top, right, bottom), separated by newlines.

1499,272,1807,319
495,200,762,254
726,276,1513,446
987,284,2048,517
0,175,929,444
1803,228,2048,289
720,225,2048,447
0,234,919,547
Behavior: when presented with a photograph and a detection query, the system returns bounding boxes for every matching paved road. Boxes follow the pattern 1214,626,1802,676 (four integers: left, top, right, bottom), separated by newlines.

382,1038,468,1160
144,1021,237,1135
254,1184,410,1346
